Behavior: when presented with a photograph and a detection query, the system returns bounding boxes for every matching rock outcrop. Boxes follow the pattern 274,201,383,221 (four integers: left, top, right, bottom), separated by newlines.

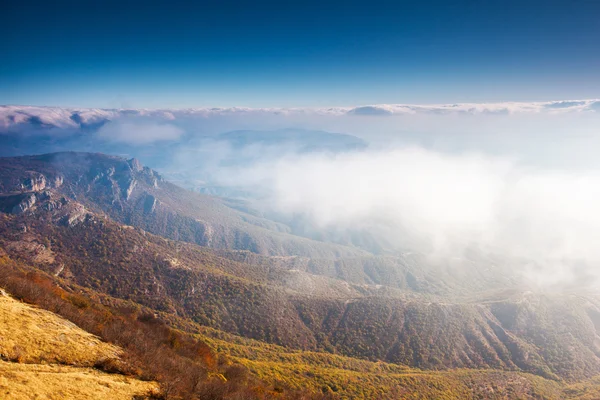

11,193,36,214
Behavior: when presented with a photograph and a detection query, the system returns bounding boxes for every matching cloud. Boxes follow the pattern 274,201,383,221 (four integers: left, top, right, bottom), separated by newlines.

544,100,588,109
216,146,600,288
96,119,184,144
2,101,600,288
1,98,599,133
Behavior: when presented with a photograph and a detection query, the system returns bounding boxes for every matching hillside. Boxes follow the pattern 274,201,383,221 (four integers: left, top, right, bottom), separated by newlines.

2,258,600,400
0,255,331,399
0,152,367,259
1,187,600,383
0,152,535,297
1,151,600,398
0,288,118,365
0,289,157,400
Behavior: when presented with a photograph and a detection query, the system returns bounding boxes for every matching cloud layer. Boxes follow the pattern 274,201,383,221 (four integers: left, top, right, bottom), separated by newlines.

216,147,600,288
2,100,600,289
2,99,599,132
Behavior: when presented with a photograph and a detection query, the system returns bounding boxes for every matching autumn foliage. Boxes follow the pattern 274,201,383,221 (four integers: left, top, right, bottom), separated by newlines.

0,256,329,400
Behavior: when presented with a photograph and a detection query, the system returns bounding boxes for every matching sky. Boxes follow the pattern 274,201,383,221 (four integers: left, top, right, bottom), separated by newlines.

1,0,600,108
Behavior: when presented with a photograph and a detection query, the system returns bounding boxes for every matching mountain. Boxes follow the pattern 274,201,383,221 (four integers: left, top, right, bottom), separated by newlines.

1,156,600,380
0,152,367,259
0,255,329,400
2,151,600,399
0,152,545,296
5,253,599,400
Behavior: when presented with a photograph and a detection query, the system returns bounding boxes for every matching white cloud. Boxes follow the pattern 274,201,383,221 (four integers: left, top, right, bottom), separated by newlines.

2,101,600,288
216,147,600,288
1,98,599,132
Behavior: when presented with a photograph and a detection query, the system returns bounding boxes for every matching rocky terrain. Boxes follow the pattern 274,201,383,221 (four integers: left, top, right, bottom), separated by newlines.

1,152,600,399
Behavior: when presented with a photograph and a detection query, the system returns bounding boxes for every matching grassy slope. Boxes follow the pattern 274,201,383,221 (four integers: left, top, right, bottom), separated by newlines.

562,375,600,400
0,290,119,365
153,310,600,399
0,291,157,399
0,362,155,400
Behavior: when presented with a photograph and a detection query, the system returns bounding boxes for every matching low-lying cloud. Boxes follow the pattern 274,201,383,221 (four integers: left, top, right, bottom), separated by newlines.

3,101,600,288
217,147,600,288
2,98,599,132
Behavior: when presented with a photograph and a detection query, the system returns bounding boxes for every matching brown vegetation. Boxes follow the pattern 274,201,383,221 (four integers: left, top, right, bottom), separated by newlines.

0,256,328,399
0,361,157,400
2,153,600,399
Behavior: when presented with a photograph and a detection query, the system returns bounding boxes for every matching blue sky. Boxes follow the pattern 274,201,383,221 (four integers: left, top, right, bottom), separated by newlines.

2,0,599,108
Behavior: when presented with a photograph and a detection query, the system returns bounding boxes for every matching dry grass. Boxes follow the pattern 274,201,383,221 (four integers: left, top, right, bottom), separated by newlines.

0,361,157,400
0,290,119,365
0,290,158,399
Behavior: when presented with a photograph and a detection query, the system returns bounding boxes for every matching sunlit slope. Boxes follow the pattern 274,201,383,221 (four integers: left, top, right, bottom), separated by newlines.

0,289,119,365
0,291,157,399
0,362,156,400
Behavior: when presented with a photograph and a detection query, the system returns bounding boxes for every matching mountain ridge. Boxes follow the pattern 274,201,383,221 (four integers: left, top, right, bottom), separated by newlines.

1,177,600,382
2,151,600,398
0,152,368,259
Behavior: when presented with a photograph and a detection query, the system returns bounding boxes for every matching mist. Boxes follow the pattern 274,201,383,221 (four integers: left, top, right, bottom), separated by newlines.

211,145,600,287
2,102,600,287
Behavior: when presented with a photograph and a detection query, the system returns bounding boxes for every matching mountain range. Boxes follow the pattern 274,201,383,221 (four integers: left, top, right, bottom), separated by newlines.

1,151,600,399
